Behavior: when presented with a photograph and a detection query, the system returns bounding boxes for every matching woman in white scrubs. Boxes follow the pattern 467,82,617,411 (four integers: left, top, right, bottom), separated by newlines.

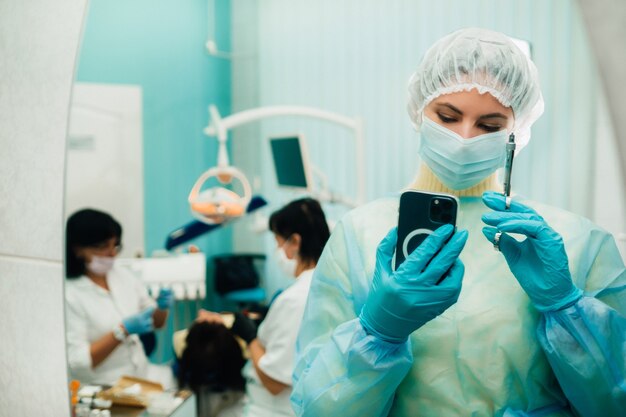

65,209,175,388
243,198,330,417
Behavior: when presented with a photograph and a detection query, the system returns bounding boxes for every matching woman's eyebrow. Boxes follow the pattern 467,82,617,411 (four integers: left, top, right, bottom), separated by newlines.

436,103,463,115
435,104,508,120
478,113,508,120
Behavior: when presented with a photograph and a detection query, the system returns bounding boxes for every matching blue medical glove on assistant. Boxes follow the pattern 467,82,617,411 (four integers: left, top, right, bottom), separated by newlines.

122,307,155,335
359,224,468,343
156,288,174,310
481,191,583,312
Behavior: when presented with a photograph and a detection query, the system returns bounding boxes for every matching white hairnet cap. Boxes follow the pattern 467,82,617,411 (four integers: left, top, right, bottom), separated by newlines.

407,27,544,150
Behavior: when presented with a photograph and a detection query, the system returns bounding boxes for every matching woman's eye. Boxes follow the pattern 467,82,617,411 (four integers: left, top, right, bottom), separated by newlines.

437,114,457,123
479,124,502,132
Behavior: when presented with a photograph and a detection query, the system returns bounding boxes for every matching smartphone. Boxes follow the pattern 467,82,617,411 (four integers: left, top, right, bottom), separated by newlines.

394,190,459,271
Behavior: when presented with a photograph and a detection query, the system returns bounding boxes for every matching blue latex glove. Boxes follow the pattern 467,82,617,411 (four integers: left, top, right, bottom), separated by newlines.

481,191,583,312
156,287,174,310
122,307,155,335
359,224,468,343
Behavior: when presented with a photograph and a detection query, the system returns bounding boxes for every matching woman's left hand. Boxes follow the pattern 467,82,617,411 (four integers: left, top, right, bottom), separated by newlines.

481,191,583,312
156,288,175,310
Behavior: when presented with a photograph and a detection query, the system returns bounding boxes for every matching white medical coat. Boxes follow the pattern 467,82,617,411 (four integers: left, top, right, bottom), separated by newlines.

65,266,171,387
243,269,314,417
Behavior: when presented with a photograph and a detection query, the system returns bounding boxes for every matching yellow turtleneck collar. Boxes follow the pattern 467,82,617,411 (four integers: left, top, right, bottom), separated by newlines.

408,164,502,197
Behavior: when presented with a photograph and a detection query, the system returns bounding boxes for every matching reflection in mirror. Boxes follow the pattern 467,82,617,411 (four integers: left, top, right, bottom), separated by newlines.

62,1,626,416
64,1,233,414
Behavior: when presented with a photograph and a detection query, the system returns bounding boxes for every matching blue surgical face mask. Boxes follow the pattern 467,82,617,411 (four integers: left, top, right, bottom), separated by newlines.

418,116,508,190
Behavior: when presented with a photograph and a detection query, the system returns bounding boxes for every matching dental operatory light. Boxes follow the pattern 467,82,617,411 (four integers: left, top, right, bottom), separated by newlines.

188,106,252,225
201,104,366,209
188,166,251,225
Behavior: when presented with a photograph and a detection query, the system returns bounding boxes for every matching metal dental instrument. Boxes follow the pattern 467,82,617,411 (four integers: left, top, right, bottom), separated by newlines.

494,133,516,252
503,133,516,210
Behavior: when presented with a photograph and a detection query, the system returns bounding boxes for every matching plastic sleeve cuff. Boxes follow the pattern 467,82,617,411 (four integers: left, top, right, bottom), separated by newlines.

536,287,584,313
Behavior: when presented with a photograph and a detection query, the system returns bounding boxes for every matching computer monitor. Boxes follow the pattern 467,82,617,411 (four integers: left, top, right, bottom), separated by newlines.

269,135,313,192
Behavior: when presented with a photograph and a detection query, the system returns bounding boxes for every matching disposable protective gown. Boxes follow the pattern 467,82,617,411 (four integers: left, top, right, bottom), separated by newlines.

291,196,626,416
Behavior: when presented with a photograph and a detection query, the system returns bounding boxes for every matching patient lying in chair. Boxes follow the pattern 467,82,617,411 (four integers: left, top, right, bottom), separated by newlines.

174,310,258,417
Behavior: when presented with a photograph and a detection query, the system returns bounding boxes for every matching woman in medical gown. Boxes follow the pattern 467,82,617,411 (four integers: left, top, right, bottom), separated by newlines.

291,28,626,417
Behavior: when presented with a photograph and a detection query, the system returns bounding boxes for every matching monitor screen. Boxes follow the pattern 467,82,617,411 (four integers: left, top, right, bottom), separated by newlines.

269,135,311,190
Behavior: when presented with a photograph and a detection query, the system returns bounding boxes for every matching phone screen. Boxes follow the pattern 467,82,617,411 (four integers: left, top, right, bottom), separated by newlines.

394,190,458,270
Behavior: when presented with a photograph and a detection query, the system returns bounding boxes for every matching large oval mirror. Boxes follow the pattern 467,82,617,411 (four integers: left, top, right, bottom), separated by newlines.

63,1,235,415
61,1,625,417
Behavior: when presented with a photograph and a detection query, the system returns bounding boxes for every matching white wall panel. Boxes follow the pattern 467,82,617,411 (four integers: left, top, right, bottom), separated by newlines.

0,0,88,416
578,0,626,259
0,259,70,417
0,0,87,261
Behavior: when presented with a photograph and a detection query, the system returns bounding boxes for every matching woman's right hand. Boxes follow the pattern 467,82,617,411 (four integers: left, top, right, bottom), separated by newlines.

359,224,468,343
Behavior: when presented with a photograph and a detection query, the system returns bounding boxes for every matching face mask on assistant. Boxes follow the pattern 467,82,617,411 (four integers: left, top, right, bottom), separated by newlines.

87,255,115,275
275,243,297,278
418,116,509,190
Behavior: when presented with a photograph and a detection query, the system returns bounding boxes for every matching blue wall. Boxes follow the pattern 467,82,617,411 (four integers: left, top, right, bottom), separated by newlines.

76,0,232,363
77,0,232,257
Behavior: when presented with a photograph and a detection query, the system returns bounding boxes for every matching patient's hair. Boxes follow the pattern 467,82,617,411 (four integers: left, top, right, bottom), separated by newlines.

177,322,246,392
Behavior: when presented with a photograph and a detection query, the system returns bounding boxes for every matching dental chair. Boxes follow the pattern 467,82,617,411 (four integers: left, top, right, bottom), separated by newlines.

213,253,266,311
